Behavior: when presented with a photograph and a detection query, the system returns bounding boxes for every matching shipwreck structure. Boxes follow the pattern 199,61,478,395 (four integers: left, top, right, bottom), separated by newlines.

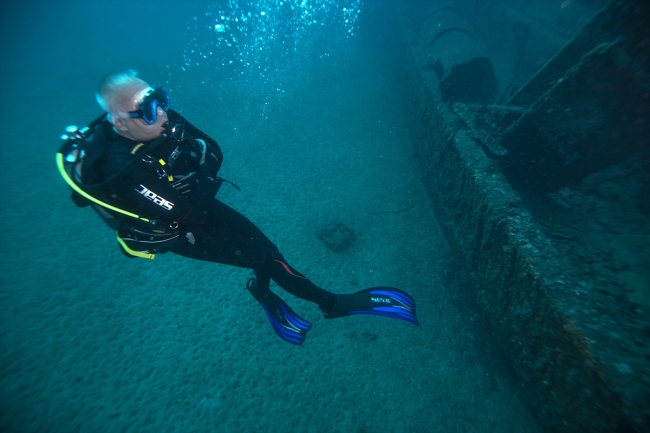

400,1,650,431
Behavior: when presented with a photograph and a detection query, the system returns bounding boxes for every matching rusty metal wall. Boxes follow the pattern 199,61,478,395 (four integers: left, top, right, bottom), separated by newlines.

400,0,650,431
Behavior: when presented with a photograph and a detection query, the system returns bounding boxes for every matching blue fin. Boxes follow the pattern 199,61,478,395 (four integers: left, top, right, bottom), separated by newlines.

324,287,420,326
247,279,312,345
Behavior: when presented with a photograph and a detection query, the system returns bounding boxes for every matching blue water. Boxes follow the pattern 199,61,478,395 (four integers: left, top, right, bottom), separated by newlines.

0,1,540,432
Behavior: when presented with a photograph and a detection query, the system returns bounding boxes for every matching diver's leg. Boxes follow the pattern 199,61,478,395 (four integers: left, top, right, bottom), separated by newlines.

173,201,419,327
172,200,336,309
260,249,336,309
206,201,336,308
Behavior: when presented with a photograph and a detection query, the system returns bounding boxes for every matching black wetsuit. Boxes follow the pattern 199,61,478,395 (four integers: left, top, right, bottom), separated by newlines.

78,110,336,310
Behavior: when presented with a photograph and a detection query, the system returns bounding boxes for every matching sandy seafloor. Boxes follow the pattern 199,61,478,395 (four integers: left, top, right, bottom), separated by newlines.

0,2,542,432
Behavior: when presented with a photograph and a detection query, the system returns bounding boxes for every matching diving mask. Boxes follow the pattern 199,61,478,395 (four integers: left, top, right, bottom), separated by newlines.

127,86,170,125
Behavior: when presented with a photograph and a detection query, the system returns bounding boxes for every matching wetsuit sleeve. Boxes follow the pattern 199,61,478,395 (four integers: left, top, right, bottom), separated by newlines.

106,162,210,226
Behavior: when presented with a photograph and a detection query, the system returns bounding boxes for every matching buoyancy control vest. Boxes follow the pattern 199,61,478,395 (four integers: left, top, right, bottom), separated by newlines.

57,110,228,259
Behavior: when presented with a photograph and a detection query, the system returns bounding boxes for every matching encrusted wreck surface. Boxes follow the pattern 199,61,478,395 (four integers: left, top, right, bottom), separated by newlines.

401,1,650,432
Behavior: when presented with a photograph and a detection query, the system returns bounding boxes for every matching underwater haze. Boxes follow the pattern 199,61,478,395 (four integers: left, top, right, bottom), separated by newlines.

0,1,541,432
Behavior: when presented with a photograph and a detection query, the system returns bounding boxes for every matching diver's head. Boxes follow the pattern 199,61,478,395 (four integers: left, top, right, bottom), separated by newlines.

96,70,169,141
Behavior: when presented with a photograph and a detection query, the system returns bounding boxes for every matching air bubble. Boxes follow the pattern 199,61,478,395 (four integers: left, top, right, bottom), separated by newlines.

179,0,363,116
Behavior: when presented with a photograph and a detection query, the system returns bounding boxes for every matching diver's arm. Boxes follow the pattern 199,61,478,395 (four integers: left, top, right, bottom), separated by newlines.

109,140,223,226
109,164,211,226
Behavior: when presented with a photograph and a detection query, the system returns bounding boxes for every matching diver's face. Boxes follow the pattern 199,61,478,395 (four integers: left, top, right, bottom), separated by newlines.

113,84,168,141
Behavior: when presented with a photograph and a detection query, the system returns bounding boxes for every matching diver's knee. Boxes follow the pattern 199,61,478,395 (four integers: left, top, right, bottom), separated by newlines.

269,247,284,262
258,246,283,273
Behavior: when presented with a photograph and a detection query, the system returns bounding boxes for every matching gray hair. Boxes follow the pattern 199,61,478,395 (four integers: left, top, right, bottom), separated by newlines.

96,70,148,122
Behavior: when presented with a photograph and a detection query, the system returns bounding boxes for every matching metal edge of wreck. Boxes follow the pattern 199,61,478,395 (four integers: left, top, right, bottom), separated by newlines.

398,2,649,431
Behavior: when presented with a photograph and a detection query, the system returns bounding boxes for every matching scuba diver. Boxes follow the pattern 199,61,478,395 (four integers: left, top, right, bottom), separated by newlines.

57,70,419,345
